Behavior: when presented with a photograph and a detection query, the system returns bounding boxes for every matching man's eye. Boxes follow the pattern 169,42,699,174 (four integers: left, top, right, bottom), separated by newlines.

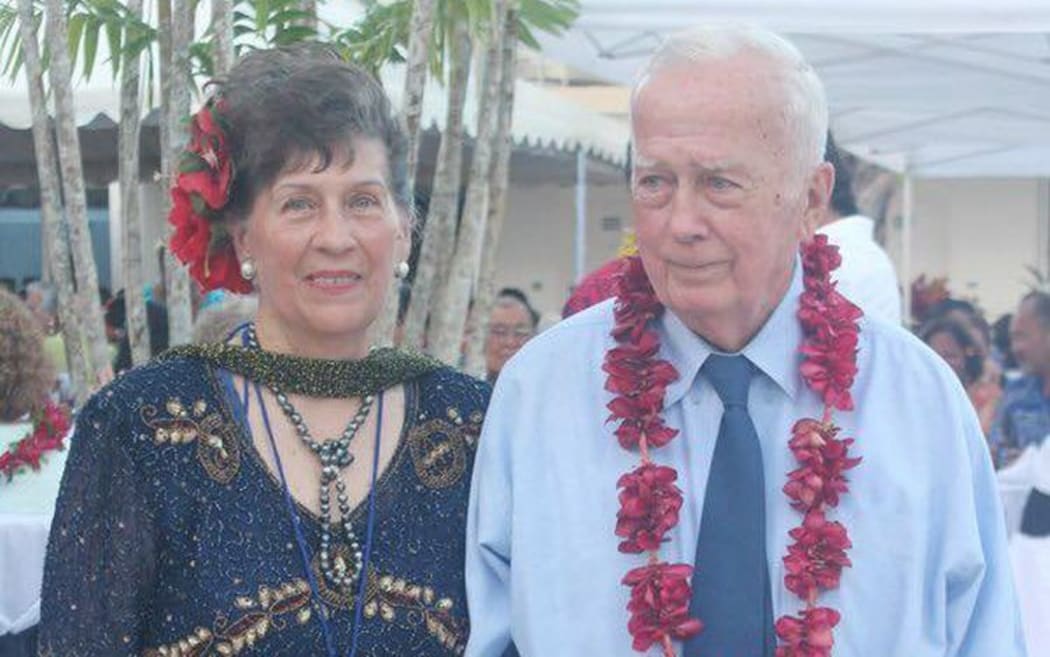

708,176,738,191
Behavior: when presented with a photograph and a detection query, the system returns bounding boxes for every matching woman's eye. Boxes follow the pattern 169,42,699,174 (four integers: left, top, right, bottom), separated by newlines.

349,195,380,211
281,197,313,213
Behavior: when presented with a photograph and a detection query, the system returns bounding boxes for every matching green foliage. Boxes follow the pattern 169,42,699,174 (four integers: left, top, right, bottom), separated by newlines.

332,0,579,82
0,0,155,82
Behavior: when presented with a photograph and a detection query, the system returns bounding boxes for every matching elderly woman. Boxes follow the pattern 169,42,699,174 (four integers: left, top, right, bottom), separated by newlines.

39,46,489,657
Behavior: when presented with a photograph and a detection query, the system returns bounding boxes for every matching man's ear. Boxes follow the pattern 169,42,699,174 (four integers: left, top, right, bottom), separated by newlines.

799,161,834,240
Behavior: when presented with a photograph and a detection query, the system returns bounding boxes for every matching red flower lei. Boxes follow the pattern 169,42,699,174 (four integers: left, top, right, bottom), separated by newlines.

168,98,251,293
605,235,862,656
0,402,72,481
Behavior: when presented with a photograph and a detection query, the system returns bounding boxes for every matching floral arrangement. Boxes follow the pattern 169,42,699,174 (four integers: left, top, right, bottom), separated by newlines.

0,401,72,481
605,235,862,656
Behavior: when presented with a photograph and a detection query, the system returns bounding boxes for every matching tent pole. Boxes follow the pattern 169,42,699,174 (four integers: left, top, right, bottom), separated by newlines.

901,167,914,326
575,147,588,283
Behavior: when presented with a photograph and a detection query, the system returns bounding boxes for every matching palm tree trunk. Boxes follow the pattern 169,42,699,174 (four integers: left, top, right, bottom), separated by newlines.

367,0,439,348
428,0,508,365
160,0,194,346
463,4,518,376
403,0,436,196
43,0,112,387
211,0,234,78
297,0,317,31
120,0,150,366
17,0,92,402
401,22,472,351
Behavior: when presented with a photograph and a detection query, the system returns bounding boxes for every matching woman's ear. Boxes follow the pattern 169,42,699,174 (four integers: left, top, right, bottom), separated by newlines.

228,218,251,264
394,208,413,265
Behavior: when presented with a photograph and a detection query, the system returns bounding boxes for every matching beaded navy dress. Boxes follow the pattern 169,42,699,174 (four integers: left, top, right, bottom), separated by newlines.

38,355,490,657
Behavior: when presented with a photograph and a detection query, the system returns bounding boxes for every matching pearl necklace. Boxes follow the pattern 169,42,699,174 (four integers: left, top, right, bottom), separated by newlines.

246,324,373,589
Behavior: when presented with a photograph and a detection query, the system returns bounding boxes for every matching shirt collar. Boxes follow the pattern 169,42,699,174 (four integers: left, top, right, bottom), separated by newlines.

659,257,804,407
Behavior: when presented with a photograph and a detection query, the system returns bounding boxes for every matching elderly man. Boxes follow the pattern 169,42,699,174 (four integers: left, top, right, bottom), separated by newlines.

466,25,1022,657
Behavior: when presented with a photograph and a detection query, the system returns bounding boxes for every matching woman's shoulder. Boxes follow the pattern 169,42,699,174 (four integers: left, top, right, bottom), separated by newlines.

414,365,492,418
78,356,217,437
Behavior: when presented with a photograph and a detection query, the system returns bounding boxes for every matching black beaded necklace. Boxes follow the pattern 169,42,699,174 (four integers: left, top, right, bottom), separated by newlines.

160,335,442,398
244,324,369,588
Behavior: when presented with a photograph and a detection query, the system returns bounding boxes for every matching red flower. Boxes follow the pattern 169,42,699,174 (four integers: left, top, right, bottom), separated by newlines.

800,235,842,279
784,420,861,511
783,509,853,602
168,99,251,293
797,239,863,411
616,464,685,553
622,563,703,652
0,402,71,481
775,607,840,657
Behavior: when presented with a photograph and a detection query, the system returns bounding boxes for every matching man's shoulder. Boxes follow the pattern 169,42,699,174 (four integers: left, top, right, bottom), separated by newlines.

857,312,961,389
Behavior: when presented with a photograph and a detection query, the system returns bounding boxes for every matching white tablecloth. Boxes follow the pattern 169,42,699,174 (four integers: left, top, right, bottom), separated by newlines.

0,421,70,636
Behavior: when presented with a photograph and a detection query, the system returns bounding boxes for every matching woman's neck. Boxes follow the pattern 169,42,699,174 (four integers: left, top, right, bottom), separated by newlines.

253,311,370,361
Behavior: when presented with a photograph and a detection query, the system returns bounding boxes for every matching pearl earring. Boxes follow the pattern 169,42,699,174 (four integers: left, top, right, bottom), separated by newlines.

395,261,410,279
240,258,256,281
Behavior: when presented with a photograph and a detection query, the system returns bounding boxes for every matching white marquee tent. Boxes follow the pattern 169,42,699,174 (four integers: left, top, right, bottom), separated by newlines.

535,0,1050,304
539,0,1050,178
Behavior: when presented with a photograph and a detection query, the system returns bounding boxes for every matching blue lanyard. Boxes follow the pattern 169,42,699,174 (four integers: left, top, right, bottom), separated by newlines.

253,379,384,657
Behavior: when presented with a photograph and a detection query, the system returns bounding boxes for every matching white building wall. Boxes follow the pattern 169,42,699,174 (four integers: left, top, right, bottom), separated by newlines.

909,178,1047,321
493,181,631,324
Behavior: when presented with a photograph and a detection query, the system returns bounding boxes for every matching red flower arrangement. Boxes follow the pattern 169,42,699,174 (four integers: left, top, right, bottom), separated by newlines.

168,98,251,293
622,563,704,653
604,234,862,656
0,401,71,481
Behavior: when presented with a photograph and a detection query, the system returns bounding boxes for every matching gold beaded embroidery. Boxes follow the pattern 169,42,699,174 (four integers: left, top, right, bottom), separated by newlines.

142,580,312,657
407,418,467,489
142,573,466,656
141,397,241,484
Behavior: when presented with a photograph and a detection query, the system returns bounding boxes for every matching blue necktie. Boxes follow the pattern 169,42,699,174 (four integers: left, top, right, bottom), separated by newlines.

684,354,775,657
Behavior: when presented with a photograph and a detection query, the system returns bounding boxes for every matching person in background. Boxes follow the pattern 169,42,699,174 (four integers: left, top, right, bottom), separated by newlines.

993,313,1020,376
484,287,539,384
104,290,170,373
191,294,259,344
920,316,1001,436
816,133,902,325
994,290,1050,465
0,289,70,657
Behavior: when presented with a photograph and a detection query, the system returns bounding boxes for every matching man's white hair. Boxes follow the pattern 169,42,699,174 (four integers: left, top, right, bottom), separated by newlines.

632,24,828,169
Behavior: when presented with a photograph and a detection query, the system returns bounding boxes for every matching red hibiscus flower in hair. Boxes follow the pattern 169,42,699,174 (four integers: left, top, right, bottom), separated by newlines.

622,563,703,652
616,464,684,553
168,98,250,293
775,607,840,657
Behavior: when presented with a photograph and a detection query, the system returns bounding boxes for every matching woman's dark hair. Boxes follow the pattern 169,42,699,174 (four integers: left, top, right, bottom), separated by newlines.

919,316,984,384
217,44,409,222
928,297,991,348
0,288,54,421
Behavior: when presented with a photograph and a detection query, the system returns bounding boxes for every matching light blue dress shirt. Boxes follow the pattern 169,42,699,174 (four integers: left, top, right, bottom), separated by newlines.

466,262,1026,657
